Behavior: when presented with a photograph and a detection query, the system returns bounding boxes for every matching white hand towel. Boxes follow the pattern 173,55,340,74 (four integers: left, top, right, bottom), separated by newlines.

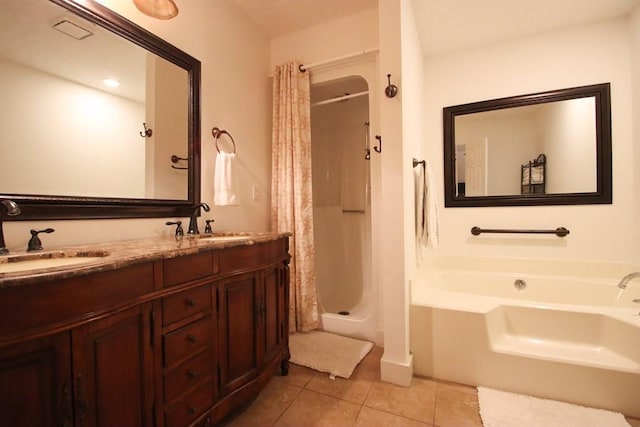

414,161,440,254
214,152,237,205
424,161,440,249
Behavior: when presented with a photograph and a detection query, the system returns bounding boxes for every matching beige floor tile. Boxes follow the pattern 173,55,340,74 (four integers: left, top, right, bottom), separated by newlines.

364,376,437,424
284,363,316,388
433,382,482,427
275,389,361,427
354,406,432,427
221,376,302,427
305,370,375,404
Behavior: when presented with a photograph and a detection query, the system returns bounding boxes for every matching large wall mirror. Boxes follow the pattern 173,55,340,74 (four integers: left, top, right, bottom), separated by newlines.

443,83,611,207
0,0,201,219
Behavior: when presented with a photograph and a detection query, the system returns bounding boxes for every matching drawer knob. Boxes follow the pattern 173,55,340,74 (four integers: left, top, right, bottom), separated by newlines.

188,406,197,415
187,369,198,379
185,298,196,307
187,334,198,343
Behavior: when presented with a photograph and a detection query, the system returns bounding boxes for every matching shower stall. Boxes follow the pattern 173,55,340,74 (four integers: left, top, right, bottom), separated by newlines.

310,75,377,343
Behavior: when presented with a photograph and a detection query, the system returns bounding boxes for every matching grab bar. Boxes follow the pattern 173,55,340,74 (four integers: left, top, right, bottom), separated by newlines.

470,226,570,237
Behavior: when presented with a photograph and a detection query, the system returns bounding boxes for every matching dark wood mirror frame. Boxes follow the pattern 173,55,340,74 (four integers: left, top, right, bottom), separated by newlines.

443,83,612,207
2,0,201,220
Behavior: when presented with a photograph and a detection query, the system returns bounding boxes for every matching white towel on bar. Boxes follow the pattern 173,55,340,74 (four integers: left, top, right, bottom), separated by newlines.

214,151,237,205
414,161,440,253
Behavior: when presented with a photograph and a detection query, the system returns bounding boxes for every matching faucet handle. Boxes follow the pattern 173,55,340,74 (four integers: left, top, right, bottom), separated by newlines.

27,228,55,252
166,221,184,237
204,219,214,234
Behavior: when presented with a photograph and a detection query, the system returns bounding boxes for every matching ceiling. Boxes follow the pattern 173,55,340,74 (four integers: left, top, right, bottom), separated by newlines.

226,0,378,37
227,0,640,55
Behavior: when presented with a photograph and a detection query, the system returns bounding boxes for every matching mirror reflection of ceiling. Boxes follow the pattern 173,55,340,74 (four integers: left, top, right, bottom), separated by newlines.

228,0,639,55
0,0,145,103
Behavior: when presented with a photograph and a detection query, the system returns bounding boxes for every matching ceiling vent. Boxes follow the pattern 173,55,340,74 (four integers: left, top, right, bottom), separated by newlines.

52,18,93,40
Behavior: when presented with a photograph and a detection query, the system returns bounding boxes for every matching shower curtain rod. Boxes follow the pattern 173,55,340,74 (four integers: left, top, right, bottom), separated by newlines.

299,47,379,72
311,90,369,107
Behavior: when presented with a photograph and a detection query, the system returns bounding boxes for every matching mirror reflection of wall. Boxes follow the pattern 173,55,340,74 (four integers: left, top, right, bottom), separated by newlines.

454,97,597,197
0,0,189,201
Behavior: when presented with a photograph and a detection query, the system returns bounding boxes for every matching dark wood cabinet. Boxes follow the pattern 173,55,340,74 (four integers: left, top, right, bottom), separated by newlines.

0,333,71,427
71,304,154,427
218,271,261,396
0,237,289,427
0,305,154,427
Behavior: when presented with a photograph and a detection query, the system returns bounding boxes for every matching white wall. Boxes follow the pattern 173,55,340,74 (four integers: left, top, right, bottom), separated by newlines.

270,8,378,69
423,18,636,263
3,0,272,251
631,6,640,263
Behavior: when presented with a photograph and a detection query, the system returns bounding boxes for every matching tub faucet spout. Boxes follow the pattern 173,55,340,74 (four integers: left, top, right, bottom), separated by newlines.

618,272,640,289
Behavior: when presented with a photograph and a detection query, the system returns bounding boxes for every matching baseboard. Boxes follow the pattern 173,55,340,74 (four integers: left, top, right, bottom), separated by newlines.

380,353,413,386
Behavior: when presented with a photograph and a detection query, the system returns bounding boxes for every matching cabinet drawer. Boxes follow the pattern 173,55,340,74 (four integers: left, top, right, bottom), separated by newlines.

163,286,211,326
164,380,213,427
164,349,213,403
218,240,286,274
163,252,216,288
164,317,212,367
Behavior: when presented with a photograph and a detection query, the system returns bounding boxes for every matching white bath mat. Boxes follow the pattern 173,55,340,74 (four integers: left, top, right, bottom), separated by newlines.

289,330,373,379
477,386,631,427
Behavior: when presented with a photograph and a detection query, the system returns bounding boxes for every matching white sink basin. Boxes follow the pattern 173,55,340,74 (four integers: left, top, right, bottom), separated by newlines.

0,251,110,274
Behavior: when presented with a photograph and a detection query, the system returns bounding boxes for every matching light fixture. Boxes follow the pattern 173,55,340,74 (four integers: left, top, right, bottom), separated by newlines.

133,0,178,20
102,78,120,88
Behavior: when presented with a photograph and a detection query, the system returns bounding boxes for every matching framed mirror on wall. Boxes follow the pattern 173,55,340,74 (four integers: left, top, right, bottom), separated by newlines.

443,83,612,207
0,0,201,220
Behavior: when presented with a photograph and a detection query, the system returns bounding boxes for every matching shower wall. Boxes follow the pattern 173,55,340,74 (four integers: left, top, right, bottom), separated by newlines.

311,93,370,314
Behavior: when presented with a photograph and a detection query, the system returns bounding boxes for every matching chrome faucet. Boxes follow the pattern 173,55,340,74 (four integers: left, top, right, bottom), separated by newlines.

187,203,210,235
618,272,640,289
0,199,21,255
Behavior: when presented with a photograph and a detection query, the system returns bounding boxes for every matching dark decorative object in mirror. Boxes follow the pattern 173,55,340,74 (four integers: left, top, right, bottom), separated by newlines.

443,83,611,207
1,0,201,220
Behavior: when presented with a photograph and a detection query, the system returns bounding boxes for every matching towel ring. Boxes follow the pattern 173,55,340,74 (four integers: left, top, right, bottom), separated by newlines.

212,127,237,154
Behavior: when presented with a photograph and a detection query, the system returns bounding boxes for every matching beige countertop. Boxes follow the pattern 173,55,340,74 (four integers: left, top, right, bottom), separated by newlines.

0,232,290,288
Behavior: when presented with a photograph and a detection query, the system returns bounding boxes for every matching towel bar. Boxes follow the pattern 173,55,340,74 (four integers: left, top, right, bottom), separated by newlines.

471,226,570,237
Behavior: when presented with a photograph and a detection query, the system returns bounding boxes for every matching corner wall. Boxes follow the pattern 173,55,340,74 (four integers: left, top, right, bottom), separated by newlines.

423,18,635,263
631,6,640,263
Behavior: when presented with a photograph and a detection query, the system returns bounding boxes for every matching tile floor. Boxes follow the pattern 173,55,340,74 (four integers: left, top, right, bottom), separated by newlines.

223,346,640,427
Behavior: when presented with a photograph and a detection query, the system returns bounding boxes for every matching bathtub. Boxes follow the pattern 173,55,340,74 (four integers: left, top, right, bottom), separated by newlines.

410,256,640,418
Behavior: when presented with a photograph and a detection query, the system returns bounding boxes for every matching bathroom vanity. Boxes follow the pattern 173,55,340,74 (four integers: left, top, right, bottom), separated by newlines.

0,233,290,427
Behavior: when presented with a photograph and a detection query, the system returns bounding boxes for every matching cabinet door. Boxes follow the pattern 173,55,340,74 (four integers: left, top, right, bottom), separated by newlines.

260,264,286,364
72,304,154,427
0,333,72,427
217,272,259,395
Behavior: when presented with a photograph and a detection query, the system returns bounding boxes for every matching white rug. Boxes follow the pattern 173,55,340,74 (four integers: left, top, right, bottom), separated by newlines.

477,386,631,427
289,330,373,379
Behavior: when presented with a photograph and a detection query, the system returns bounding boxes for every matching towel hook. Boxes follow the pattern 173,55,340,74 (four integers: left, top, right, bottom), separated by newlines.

139,122,152,138
385,74,398,98
374,135,382,153
212,127,237,154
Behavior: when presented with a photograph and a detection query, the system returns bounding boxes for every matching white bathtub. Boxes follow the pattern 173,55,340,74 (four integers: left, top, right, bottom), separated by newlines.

410,256,640,418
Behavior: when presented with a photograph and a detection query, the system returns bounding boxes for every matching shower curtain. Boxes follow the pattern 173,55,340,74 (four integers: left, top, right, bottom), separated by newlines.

271,61,319,333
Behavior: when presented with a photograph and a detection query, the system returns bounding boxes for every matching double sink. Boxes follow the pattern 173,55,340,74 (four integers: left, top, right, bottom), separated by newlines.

0,234,251,275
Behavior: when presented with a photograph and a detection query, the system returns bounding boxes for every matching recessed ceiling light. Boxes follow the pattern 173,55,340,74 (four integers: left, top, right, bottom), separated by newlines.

102,78,120,88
